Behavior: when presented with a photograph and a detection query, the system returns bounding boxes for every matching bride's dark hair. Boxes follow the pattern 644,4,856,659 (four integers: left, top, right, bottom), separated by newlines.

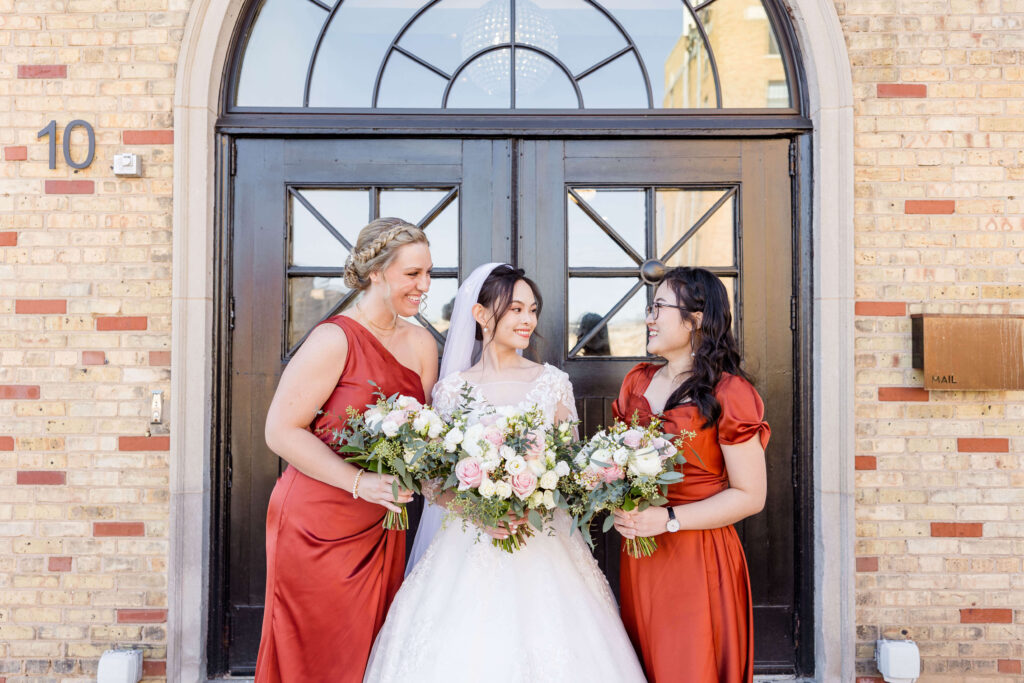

475,265,543,341
659,267,751,427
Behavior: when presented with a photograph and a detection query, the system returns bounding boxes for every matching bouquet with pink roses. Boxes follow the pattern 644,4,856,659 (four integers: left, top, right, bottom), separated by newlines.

439,402,577,553
568,414,696,558
324,383,449,530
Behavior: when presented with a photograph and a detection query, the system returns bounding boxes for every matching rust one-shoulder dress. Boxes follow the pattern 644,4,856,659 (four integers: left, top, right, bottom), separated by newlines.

613,364,770,683
254,315,426,683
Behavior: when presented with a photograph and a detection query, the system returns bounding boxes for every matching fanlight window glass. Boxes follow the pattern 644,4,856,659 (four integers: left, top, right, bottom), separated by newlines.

234,0,793,109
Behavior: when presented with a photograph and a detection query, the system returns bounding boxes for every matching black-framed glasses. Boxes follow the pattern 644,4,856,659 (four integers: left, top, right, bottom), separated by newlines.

645,302,689,320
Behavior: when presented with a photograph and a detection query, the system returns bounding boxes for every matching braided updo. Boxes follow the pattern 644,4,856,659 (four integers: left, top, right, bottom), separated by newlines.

342,217,428,292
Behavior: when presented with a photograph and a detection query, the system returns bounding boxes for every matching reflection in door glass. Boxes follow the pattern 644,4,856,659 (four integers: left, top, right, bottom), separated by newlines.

405,276,460,338
567,198,634,268
656,189,735,268
380,188,459,269
568,278,647,357
288,277,349,349
291,195,351,268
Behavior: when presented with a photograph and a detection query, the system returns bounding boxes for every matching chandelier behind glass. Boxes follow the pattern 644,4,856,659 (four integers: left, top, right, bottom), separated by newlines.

460,0,559,97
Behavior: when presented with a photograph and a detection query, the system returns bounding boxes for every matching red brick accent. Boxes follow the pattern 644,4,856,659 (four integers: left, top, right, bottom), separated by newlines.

123,130,174,145
0,436,13,450
17,64,67,79
15,299,67,314
855,455,877,470
44,180,94,195
856,557,879,572
16,471,66,485
957,438,1009,453
960,609,1012,624
998,660,1022,674
0,232,16,246
93,522,145,537
116,609,167,623
905,199,955,214
854,301,906,316
142,661,167,676
932,522,983,537
82,351,106,366
878,387,929,402
3,146,27,161
96,316,147,331
0,385,41,400
48,557,72,572
877,83,927,98
118,436,170,451
149,350,171,366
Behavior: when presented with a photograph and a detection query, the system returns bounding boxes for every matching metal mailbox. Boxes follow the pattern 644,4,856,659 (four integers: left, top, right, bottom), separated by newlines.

911,314,1024,390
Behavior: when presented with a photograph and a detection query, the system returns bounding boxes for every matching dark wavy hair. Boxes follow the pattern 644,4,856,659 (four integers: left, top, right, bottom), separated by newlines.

659,267,751,427
475,265,543,341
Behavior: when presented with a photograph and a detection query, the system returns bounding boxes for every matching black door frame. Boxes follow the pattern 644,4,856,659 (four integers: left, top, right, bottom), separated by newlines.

209,127,816,677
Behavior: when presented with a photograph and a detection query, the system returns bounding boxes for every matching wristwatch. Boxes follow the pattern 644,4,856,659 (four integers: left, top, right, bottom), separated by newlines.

665,506,680,533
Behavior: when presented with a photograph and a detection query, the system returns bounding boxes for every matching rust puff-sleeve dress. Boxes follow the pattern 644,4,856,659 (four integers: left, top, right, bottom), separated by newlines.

254,316,426,683
613,363,770,683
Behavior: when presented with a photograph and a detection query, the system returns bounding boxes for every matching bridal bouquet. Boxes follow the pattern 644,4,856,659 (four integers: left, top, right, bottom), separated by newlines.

568,415,696,558
324,384,448,530
440,402,577,553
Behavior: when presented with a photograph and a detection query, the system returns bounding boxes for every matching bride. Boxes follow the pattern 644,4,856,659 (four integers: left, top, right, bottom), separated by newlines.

364,263,645,683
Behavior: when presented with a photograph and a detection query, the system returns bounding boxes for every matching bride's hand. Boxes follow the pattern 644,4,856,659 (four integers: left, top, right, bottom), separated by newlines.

480,515,526,540
357,473,414,512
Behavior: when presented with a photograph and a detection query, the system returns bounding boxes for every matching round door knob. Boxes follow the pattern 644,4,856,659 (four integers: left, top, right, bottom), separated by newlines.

640,259,667,285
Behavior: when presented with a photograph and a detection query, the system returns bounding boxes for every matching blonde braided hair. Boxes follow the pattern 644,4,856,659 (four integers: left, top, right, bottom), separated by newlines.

343,217,428,292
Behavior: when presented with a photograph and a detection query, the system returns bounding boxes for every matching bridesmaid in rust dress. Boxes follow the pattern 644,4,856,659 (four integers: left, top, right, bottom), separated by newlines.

255,218,438,683
612,267,770,683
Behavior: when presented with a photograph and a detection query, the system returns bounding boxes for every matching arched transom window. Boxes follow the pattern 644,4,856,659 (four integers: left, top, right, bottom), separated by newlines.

231,0,797,110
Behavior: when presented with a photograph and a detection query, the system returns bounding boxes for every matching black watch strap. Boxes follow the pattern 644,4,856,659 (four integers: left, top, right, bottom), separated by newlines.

667,507,676,522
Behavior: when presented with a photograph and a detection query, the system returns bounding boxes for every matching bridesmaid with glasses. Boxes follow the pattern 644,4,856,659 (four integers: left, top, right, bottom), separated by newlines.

613,266,770,683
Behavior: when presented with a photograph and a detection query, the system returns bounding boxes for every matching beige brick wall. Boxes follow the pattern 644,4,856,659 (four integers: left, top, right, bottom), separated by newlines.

838,0,1024,678
0,0,1022,681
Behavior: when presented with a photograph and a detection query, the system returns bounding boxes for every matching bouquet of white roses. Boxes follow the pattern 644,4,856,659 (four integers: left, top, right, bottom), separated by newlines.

324,383,448,530
568,414,696,558
439,401,577,553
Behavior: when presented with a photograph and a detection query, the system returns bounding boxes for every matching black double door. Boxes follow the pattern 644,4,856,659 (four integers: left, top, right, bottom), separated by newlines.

218,137,800,674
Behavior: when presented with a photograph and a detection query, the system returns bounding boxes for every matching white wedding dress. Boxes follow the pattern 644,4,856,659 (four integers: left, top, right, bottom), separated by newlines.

363,364,646,683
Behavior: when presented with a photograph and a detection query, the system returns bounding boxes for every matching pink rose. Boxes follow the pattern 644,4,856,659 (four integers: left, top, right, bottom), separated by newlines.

510,470,538,499
524,429,546,461
483,428,504,446
622,429,644,449
602,464,625,483
455,458,484,490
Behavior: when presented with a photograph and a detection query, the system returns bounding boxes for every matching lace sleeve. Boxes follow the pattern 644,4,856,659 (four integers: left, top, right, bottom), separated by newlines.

430,373,465,419
550,367,579,424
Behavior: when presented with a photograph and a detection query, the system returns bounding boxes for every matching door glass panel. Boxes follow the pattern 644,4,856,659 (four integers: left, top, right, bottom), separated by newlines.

376,51,448,108
380,188,459,269
699,0,791,108
579,188,645,252
398,0,495,77
529,0,626,76
235,0,327,107
568,278,647,357
448,48,513,107
307,1,418,107
290,194,350,268
656,189,735,267
577,50,648,108
567,198,634,268
298,189,370,250
423,200,460,269
288,277,349,348
515,54,579,108
661,5,717,108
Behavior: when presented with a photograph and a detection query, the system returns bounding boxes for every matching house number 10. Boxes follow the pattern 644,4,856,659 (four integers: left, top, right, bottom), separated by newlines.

37,119,96,170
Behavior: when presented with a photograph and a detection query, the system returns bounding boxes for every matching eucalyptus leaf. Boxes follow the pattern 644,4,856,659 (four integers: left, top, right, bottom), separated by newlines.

602,515,615,533
528,509,543,531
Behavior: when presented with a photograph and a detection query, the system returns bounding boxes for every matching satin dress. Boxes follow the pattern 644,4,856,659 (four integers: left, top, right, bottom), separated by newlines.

613,364,771,683
254,315,426,683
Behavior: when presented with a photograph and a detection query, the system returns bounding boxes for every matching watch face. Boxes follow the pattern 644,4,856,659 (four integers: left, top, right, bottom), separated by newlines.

667,519,681,533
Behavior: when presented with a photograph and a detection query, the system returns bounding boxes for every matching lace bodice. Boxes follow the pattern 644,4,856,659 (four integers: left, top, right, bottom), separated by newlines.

431,363,578,426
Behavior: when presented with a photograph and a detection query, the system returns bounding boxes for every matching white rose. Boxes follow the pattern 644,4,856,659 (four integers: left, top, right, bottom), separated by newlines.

506,456,527,475
364,407,386,431
499,445,516,462
443,427,464,452
528,459,547,476
381,419,400,438
478,477,497,498
543,490,556,508
528,490,544,507
628,447,663,477
427,415,444,439
495,480,513,499
612,448,630,466
539,470,558,490
462,423,485,458
412,412,430,434
590,448,612,466
396,395,421,410
554,461,570,478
